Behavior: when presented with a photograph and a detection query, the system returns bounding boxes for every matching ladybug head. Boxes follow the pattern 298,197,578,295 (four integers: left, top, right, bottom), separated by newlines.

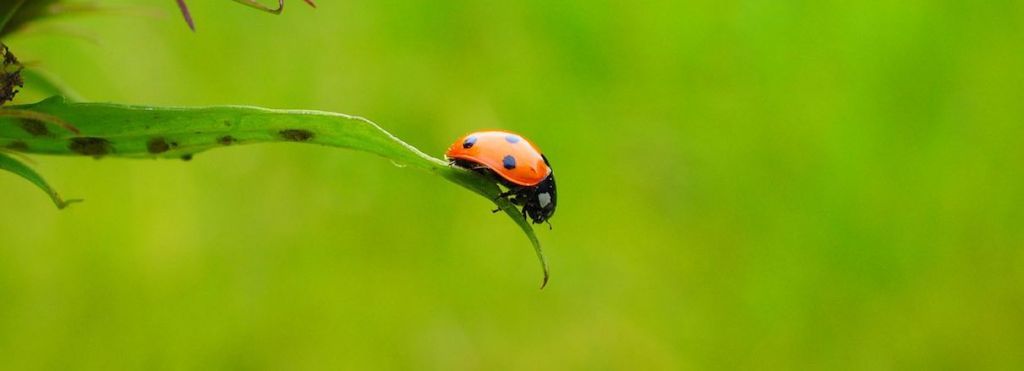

523,173,556,225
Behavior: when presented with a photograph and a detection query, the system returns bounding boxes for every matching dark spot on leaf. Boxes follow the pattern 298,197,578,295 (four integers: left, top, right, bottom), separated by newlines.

6,141,28,151
170,141,179,148
18,119,50,137
218,135,236,145
181,154,193,161
147,137,170,154
223,120,232,127
280,129,314,142
69,137,111,157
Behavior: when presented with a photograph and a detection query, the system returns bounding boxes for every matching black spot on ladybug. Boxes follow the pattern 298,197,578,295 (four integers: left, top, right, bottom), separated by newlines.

18,119,50,137
280,129,314,142
463,136,477,149
147,137,170,154
218,135,236,145
504,135,521,144
69,137,111,157
503,155,516,170
6,140,28,151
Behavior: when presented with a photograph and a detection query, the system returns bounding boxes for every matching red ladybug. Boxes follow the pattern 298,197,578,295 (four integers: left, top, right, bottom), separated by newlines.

446,130,557,226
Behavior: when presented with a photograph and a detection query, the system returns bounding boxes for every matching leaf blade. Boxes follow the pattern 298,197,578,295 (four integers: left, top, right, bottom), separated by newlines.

0,0,27,34
19,67,86,102
0,151,81,209
0,96,549,286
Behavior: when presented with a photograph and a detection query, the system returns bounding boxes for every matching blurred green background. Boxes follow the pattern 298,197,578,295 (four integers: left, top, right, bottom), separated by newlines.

2,0,1023,369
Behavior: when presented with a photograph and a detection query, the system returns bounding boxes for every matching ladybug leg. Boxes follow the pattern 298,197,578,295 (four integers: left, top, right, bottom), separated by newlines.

490,189,516,213
490,188,524,213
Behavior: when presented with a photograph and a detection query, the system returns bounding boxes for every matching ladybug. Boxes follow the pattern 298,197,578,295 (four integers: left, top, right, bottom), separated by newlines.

446,130,557,226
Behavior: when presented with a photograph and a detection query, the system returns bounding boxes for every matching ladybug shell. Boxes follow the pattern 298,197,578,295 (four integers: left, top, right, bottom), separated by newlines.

445,131,551,186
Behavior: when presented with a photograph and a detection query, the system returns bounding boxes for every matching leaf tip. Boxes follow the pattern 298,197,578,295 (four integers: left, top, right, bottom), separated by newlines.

55,198,83,210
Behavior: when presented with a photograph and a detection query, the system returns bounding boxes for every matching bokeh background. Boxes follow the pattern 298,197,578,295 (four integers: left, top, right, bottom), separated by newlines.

2,0,1023,369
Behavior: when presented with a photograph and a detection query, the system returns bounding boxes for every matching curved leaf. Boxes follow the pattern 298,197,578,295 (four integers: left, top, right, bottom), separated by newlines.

0,96,549,287
1,1,28,34
19,68,85,102
0,151,81,209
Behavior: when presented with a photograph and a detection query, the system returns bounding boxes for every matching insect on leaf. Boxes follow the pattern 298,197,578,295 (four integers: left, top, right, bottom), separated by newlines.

0,96,550,287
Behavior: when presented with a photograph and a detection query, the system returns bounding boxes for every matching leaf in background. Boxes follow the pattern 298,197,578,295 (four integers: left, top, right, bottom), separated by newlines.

0,0,96,38
0,0,28,34
0,151,81,209
0,96,550,287
18,67,85,102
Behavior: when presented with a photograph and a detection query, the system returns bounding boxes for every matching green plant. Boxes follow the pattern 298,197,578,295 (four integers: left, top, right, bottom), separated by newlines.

0,1,549,287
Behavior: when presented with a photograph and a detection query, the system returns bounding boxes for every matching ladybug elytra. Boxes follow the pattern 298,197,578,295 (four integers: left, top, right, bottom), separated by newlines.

445,130,557,226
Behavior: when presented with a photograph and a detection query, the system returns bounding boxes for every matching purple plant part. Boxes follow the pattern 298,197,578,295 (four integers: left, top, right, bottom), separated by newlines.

175,1,315,30
175,0,195,31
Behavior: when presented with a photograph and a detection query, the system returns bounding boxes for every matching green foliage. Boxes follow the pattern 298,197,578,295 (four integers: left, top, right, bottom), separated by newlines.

3,0,1023,369
0,96,549,285
0,0,85,38
17,68,83,102
0,151,81,209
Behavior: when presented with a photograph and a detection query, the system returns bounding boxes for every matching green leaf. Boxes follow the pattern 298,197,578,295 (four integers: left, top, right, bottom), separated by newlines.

0,151,81,209
0,96,549,287
19,67,86,102
0,0,27,34
1,0,59,38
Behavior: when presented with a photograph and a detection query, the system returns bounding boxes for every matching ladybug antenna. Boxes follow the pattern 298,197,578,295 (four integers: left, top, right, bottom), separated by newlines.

545,220,553,230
